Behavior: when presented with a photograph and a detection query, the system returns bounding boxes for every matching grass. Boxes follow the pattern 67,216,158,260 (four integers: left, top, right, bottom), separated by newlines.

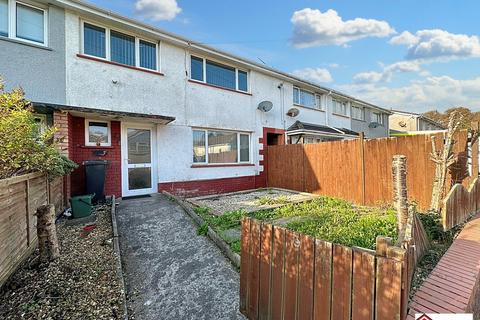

194,196,398,251
255,195,289,206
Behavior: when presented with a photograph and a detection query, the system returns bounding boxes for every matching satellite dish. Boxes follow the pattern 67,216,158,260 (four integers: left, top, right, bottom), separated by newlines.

286,108,300,117
399,120,407,128
368,122,383,128
258,101,273,112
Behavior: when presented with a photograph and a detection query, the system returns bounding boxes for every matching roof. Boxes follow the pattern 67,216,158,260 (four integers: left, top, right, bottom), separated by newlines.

50,0,391,114
391,109,446,129
32,102,176,124
287,121,359,137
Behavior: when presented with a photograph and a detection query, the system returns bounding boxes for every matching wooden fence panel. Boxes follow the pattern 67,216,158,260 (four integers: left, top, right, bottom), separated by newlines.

267,131,477,214
240,218,411,320
442,178,480,230
0,172,66,288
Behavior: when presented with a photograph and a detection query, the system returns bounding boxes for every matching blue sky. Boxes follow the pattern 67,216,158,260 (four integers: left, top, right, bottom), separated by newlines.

88,0,480,112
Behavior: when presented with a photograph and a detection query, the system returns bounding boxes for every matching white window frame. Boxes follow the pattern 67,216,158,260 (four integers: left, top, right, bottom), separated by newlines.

293,86,324,110
192,128,251,165
332,99,348,116
2,0,48,46
33,113,47,134
85,119,111,147
351,105,365,121
189,54,250,93
372,112,384,124
80,20,160,72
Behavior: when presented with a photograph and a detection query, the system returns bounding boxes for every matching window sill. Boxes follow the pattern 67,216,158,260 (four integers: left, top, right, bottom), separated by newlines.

77,54,164,76
80,145,114,149
332,113,350,119
352,118,366,122
0,36,52,51
191,163,255,168
293,104,325,112
188,79,252,96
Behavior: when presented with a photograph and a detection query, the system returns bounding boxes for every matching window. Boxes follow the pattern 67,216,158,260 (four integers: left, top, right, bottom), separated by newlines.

110,30,135,66
0,0,7,37
293,87,323,109
351,105,365,120
33,113,47,135
372,112,383,124
85,120,111,146
190,56,249,92
0,1,47,45
192,129,250,164
84,23,106,58
332,99,348,116
139,40,157,70
82,22,159,71
16,2,45,43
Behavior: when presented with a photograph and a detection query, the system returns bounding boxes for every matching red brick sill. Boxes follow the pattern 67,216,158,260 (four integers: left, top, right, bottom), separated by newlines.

188,79,252,96
191,163,255,168
77,54,165,76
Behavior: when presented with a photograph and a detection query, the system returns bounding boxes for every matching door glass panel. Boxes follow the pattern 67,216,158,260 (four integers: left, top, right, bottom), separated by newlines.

128,168,151,190
128,129,151,164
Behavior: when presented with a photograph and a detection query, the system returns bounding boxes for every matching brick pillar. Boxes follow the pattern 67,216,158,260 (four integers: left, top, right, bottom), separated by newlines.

53,111,72,202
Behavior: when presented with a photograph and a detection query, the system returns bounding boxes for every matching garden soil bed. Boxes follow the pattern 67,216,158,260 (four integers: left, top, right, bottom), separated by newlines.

0,204,124,319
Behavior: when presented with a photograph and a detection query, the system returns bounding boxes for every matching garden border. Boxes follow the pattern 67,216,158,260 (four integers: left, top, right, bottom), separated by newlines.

110,195,129,320
162,191,241,269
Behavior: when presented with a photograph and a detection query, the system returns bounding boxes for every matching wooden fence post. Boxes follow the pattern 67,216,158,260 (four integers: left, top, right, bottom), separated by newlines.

25,179,30,246
359,133,366,205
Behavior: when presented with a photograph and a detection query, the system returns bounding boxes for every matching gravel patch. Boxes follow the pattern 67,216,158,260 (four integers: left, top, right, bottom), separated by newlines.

189,188,317,215
0,205,124,320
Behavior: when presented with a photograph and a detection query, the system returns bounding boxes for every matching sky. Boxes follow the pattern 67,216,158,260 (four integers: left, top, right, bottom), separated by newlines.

87,0,480,113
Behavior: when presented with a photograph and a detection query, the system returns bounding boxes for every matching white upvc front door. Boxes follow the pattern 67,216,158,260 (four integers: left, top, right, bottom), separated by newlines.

121,123,157,197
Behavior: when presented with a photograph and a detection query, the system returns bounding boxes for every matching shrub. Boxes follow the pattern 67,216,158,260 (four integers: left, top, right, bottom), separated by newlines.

0,78,77,180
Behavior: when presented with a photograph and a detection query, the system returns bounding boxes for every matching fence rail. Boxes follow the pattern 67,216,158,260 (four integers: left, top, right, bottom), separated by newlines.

267,131,478,226
0,172,65,288
240,218,413,320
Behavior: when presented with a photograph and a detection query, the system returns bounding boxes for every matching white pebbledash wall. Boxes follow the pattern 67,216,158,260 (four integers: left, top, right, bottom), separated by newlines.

64,10,382,186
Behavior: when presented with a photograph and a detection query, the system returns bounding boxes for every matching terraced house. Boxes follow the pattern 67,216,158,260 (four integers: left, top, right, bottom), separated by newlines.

0,0,391,198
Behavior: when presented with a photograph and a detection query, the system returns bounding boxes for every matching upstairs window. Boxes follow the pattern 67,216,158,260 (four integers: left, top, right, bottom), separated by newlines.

16,2,45,44
332,99,348,116
351,105,365,120
110,30,135,66
293,87,323,110
0,0,7,37
190,55,249,92
82,21,159,71
372,112,383,124
84,23,106,58
0,1,47,45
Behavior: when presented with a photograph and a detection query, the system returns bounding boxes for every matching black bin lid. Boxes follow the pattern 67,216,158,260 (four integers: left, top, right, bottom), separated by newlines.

83,160,109,166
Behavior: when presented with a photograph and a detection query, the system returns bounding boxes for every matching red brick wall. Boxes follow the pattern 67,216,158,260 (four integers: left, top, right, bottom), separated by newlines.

70,117,122,198
159,175,258,198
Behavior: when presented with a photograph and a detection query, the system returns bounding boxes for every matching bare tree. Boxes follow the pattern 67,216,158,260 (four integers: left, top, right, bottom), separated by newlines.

430,112,463,212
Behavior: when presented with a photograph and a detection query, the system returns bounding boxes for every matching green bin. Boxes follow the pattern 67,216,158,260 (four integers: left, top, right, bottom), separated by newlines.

70,194,94,218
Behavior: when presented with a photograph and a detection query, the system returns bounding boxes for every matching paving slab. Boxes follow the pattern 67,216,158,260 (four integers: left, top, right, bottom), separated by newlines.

116,194,245,320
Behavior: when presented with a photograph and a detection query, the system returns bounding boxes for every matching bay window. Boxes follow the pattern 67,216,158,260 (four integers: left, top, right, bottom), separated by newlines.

81,21,159,71
193,129,250,164
293,87,323,110
190,55,249,92
0,1,47,45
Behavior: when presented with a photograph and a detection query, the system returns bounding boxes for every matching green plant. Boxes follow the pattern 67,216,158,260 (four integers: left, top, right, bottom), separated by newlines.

0,78,77,179
256,195,289,205
197,223,208,236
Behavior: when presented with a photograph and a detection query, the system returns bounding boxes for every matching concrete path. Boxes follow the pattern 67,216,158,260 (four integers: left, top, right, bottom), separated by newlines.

116,194,245,320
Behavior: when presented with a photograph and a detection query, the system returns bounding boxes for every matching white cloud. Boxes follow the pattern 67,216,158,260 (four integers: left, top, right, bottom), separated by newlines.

390,29,480,61
291,8,395,48
135,0,181,21
292,67,333,84
341,76,480,112
353,61,421,84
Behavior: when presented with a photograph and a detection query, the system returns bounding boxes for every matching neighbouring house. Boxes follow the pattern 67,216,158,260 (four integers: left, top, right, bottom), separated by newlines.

0,0,391,198
389,110,446,135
